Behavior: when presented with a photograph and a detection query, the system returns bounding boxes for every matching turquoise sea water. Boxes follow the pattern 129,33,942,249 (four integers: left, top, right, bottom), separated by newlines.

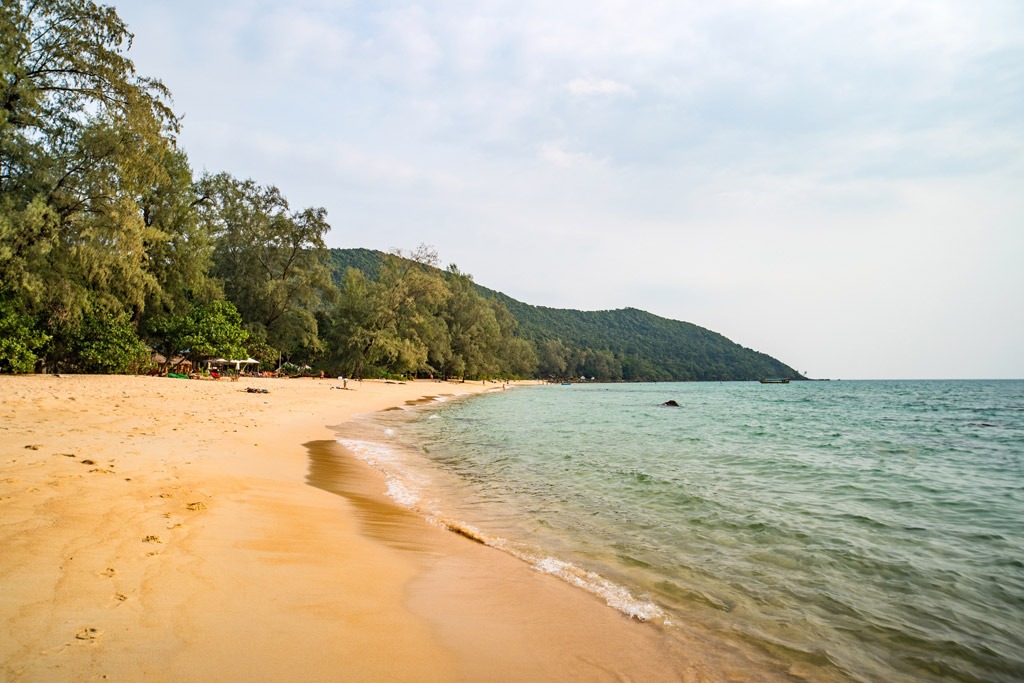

338,381,1024,682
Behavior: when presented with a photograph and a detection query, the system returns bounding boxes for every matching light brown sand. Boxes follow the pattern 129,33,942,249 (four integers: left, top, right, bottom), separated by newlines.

0,374,753,682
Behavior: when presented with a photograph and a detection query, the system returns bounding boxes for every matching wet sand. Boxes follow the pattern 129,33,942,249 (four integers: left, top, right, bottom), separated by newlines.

0,374,751,681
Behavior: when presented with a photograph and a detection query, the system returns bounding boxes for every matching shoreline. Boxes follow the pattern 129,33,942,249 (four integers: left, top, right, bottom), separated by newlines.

1,374,753,681
323,390,812,683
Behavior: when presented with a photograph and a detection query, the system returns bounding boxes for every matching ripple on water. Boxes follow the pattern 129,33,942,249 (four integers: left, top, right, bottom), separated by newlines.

378,381,1024,683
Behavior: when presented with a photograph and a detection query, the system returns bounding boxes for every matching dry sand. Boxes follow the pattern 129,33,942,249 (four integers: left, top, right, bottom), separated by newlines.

0,374,738,682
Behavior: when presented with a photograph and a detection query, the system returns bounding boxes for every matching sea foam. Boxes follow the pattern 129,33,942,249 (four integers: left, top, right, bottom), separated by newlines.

337,435,666,625
532,557,669,623
337,437,426,509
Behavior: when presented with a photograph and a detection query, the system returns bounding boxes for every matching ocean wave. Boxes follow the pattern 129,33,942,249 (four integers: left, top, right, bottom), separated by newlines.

532,556,669,623
428,517,669,623
338,431,672,626
337,437,427,509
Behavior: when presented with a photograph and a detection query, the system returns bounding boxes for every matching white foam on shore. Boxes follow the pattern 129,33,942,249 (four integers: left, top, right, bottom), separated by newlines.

338,415,671,627
532,557,670,624
384,478,420,508
337,437,427,509
428,514,669,624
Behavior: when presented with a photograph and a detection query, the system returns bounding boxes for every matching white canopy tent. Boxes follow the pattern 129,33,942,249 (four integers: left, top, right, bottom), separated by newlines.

205,358,260,373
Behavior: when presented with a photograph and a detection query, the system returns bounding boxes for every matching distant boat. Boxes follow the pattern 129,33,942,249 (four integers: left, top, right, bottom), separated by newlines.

759,378,790,384
561,382,573,386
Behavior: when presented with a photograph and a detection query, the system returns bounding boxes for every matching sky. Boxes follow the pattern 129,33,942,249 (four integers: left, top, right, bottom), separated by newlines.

111,0,1024,379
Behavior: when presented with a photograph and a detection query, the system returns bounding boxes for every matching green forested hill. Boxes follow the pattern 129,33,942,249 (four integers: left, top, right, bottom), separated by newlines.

329,249,802,381
328,248,385,281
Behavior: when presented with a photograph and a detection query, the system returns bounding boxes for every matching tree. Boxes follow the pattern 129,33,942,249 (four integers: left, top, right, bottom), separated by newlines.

136,148,220,323
578,348,622,381
326,248,537,379
40,310,149,373
196,173,336,359
1,0,181,358
439,265,503,379
489,298,537,378
147,300,248,371
327,248,449,377
536,338,570,378
0,289,48,372
326,267,378,375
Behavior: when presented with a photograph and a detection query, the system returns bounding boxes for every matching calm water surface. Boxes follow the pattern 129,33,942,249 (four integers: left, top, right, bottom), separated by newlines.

337,380,1024,682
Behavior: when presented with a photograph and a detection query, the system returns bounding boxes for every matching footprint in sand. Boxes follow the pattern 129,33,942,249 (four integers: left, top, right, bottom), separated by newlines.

75,627,102,641
185,501,207,511
143,535,163,543
99,567,116,577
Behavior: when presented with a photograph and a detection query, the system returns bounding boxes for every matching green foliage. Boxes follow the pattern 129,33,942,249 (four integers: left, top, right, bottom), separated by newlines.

0,290,48,372
535,338,569,379
328,248,802,382
0,195,56,300
1,0,179,323
490,299,538,378
0,0,177,140
244,336,279,369
501,304,801,381
330,250,449,377
147,300,248,369
1,0,201,376
196,173,336,359
1,2,304,376
326,267,378,374
46,310,149,374
183,301,248,361
325,248,536,380
328,247,384,281
75,312,149,374
137,148,220,321
437,265,534,379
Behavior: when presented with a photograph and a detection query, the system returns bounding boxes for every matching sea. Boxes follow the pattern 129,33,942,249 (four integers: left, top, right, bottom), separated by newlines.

334,380,1024,683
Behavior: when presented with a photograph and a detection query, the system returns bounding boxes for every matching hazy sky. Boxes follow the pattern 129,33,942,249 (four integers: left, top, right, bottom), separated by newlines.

112,0,1023,379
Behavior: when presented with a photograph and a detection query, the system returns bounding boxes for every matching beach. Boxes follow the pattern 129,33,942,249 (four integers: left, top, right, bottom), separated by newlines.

0,374,725,682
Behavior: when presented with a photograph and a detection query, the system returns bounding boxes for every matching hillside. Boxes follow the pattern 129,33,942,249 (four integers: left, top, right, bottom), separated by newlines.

329,249,803,381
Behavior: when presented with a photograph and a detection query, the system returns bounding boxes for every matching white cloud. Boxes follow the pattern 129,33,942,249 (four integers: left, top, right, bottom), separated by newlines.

539,141,607,169
566,78,635,97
